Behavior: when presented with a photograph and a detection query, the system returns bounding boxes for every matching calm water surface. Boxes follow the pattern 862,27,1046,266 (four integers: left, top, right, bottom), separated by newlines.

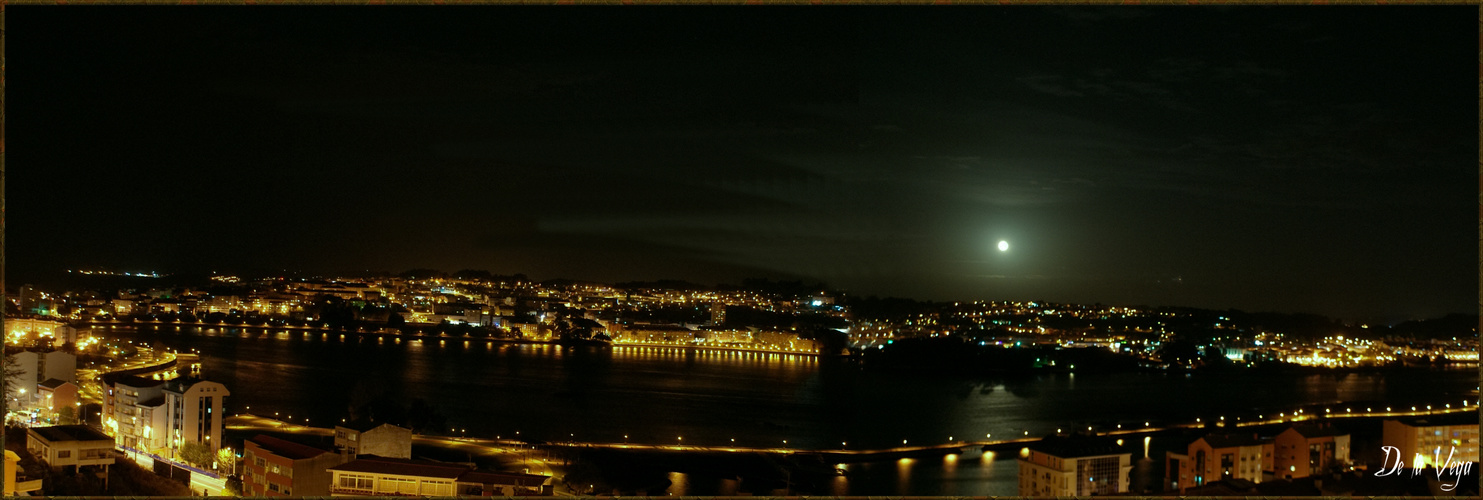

97,325,1477,495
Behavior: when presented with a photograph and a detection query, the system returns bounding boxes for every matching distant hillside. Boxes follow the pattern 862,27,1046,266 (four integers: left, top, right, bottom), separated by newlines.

1385,313,1479,340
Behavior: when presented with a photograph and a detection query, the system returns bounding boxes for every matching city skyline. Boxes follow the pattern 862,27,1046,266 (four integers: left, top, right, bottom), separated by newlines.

12,7,1476,322
6,267,1477,496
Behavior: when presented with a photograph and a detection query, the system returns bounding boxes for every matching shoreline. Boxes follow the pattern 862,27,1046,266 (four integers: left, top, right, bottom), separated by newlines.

226,405,1476,461
80,320,827,357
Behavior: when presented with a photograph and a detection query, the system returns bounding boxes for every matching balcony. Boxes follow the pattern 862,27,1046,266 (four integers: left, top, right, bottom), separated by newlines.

14,477,43,493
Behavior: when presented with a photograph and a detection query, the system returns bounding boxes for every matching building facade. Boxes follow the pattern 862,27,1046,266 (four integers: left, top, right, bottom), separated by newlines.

243,434,350,496
1272,425,1350,480
5,318,76,346
37,378,79,420
1018,436,1132,496
26,425,116,473
40,350,78,384
1382,413,1480,469
103,374,167,451
334,421,413,459
329,456,551,497
103,375,228,456
1166,433,1271,493
162,378,229,452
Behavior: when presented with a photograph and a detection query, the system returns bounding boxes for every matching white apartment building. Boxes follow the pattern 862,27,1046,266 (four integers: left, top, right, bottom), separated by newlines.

1018,435,1133,496
103,374,229,455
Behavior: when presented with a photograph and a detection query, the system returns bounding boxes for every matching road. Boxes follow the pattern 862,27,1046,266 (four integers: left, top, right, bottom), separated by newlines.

118,447,228,496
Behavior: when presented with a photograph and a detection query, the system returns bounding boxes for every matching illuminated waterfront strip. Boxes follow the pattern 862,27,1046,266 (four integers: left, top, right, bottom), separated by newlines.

225,404,1473,459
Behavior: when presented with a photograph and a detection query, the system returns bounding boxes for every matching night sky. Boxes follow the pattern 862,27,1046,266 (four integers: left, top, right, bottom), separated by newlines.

11,7,1476,321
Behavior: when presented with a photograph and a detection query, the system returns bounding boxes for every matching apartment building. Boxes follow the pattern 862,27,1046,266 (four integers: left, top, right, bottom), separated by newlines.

26,425,116,473
243,434,350,496
161,377,229,452
1018,435,1132,496
1273,424,1350,480
37,378,79,417
102,374,229,455
334,420,413,459
1383,412,1479,469
6,350,76,407
1166,433,1271,493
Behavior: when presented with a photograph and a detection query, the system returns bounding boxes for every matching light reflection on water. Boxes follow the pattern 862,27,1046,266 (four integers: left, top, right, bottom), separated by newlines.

100,323,1479,493
652,454,1012,497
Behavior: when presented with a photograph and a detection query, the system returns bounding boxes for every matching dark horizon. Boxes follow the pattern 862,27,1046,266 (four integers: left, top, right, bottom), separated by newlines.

11,7,1476,322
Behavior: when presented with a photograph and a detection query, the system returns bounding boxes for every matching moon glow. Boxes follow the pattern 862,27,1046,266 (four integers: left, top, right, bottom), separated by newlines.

997,240,1009,252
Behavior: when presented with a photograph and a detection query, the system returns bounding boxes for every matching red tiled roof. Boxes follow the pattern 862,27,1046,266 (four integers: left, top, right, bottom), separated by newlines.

1198,433,1264,449
30,425,112,443
337,419,406,433
38,378,75,390
249,435,332,460
457,470,549,487
329,456,467,479
1288,424,1347,438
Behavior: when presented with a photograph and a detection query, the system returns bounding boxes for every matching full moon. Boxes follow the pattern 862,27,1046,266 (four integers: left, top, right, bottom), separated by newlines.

997,240,1009,252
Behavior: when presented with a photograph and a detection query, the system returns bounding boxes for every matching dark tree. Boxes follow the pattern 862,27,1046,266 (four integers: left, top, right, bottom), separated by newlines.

453,269,495,281
179,441,214,469
399,269,446,280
